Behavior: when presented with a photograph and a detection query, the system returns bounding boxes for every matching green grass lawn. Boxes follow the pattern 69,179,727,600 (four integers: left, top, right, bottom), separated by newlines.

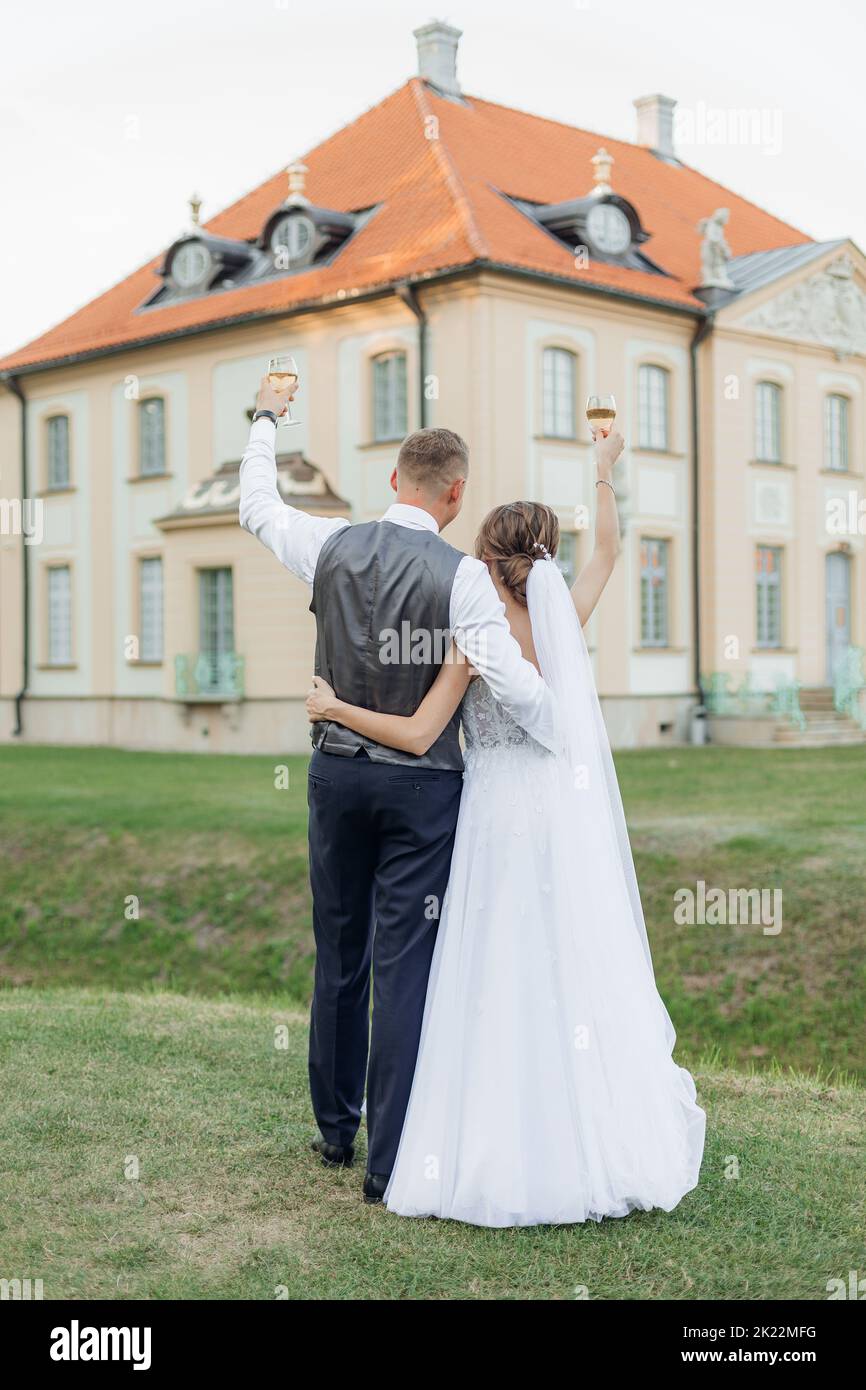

1,743,864,1077
1,988,862,1300
0,743,863,1300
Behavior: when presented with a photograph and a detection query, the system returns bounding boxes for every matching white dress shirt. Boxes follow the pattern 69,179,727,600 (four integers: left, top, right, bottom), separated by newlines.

238,418,559,751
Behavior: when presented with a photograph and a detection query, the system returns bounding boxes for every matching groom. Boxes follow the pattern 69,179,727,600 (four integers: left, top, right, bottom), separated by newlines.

239,377,558,1202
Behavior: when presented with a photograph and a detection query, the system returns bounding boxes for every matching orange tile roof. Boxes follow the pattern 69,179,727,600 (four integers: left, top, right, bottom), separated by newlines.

0,79,810,374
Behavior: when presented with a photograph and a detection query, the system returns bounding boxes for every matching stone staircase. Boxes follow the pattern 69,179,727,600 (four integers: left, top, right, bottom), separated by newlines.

773,687,866,747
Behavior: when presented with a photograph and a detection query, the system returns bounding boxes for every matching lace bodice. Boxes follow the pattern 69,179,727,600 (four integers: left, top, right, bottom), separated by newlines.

461,677,546,754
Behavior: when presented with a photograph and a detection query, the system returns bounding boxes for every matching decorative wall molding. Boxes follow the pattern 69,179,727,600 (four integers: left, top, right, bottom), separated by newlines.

742,254,866,358
753,478,789,528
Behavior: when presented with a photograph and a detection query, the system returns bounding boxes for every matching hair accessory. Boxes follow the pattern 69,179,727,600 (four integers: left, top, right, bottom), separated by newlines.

531,541,552,560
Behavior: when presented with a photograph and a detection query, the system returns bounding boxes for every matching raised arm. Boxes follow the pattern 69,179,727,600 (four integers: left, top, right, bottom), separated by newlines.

306,649,473,757
239,376,348,584
449,557,560,753
571,428,624,626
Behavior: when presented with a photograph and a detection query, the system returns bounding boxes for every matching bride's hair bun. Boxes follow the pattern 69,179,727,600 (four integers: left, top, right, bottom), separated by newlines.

474,501,560,607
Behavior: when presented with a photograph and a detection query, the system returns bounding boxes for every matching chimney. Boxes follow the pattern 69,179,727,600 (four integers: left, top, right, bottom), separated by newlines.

633,94,677,159
414,19,462,97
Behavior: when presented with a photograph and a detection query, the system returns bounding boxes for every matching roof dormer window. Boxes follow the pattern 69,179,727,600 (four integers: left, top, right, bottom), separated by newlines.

585,201,631,256
505,146,667,277
145,175,372,313
270,211,317,268
171,239,213,292
154,195,255,306
162,229,251,297
260,161,360,274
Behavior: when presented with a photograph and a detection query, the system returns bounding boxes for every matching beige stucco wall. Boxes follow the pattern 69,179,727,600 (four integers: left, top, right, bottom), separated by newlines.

702,243,866,691
1,275,700,751
0,383,24,721
434,275,697,733
159,516,326,702
4,245,863,752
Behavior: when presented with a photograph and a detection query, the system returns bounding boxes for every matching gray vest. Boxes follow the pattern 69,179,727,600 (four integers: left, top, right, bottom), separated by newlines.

310,520,465,769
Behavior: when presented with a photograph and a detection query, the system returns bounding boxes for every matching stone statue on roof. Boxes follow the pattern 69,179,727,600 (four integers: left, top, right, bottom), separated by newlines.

698,207,735,290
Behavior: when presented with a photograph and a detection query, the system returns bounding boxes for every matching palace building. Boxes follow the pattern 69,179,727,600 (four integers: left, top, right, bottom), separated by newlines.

2,22,865,752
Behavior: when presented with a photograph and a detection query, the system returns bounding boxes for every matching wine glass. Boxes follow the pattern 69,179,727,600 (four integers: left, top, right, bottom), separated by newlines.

267,354,300,427
586,393,616,438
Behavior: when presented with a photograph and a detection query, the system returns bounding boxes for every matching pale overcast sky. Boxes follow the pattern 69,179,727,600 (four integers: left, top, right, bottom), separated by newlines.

1,0,863,357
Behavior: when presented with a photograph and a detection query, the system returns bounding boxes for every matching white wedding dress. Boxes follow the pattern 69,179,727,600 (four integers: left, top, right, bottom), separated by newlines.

384,558,705,1227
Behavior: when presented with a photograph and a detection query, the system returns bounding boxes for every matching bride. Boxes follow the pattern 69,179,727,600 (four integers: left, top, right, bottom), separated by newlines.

305,446,705,1227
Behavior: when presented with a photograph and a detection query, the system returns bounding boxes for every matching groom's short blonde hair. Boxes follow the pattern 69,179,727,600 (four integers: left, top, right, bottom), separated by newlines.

397,428,469,492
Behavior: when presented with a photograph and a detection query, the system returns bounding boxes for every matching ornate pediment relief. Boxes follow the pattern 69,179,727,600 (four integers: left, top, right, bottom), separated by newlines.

740,253,866,357
154,454,347,530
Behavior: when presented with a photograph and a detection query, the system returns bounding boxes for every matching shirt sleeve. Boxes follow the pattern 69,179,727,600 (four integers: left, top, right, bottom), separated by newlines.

238,418,349,585
449,555,561,753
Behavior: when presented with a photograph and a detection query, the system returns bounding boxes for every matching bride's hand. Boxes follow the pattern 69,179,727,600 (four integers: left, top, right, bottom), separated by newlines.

592,426,625,477
306,675,337,722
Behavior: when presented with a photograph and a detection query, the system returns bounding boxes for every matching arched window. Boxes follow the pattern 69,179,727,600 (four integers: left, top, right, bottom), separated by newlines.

542,347,577,438
372,352,408,442
637,365,670,450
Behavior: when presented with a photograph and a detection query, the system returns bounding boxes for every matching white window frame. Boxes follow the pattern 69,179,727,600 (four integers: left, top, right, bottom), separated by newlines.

756,545,783,648
199,567,234,691
637,365,669,451
640,537,669,647
824,394,849,472
755,381,782,463
542,347,577,439
47,565,72,665
139,398,167,477
139,557,164,662
554,530,579,589
47,415,70,490
372,351,408,442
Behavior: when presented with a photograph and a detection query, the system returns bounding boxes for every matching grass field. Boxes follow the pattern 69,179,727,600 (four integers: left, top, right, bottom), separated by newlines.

1,743,864,1077
1,989,862,1301
0,743,863,1300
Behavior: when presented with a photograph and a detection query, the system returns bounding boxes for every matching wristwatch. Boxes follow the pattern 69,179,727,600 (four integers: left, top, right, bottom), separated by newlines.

253,409,278,425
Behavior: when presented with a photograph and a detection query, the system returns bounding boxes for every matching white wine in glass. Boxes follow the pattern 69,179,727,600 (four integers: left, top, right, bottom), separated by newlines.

267,354,301,427
586,393,616,438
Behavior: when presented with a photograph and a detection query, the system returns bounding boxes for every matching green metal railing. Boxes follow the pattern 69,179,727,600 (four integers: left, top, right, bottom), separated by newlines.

833,646,866,729
700,672,806,731
175,652,245,702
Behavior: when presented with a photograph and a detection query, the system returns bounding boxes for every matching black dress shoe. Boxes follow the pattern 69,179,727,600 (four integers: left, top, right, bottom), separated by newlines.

363,1172,390,1204
311,1134,354,1168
